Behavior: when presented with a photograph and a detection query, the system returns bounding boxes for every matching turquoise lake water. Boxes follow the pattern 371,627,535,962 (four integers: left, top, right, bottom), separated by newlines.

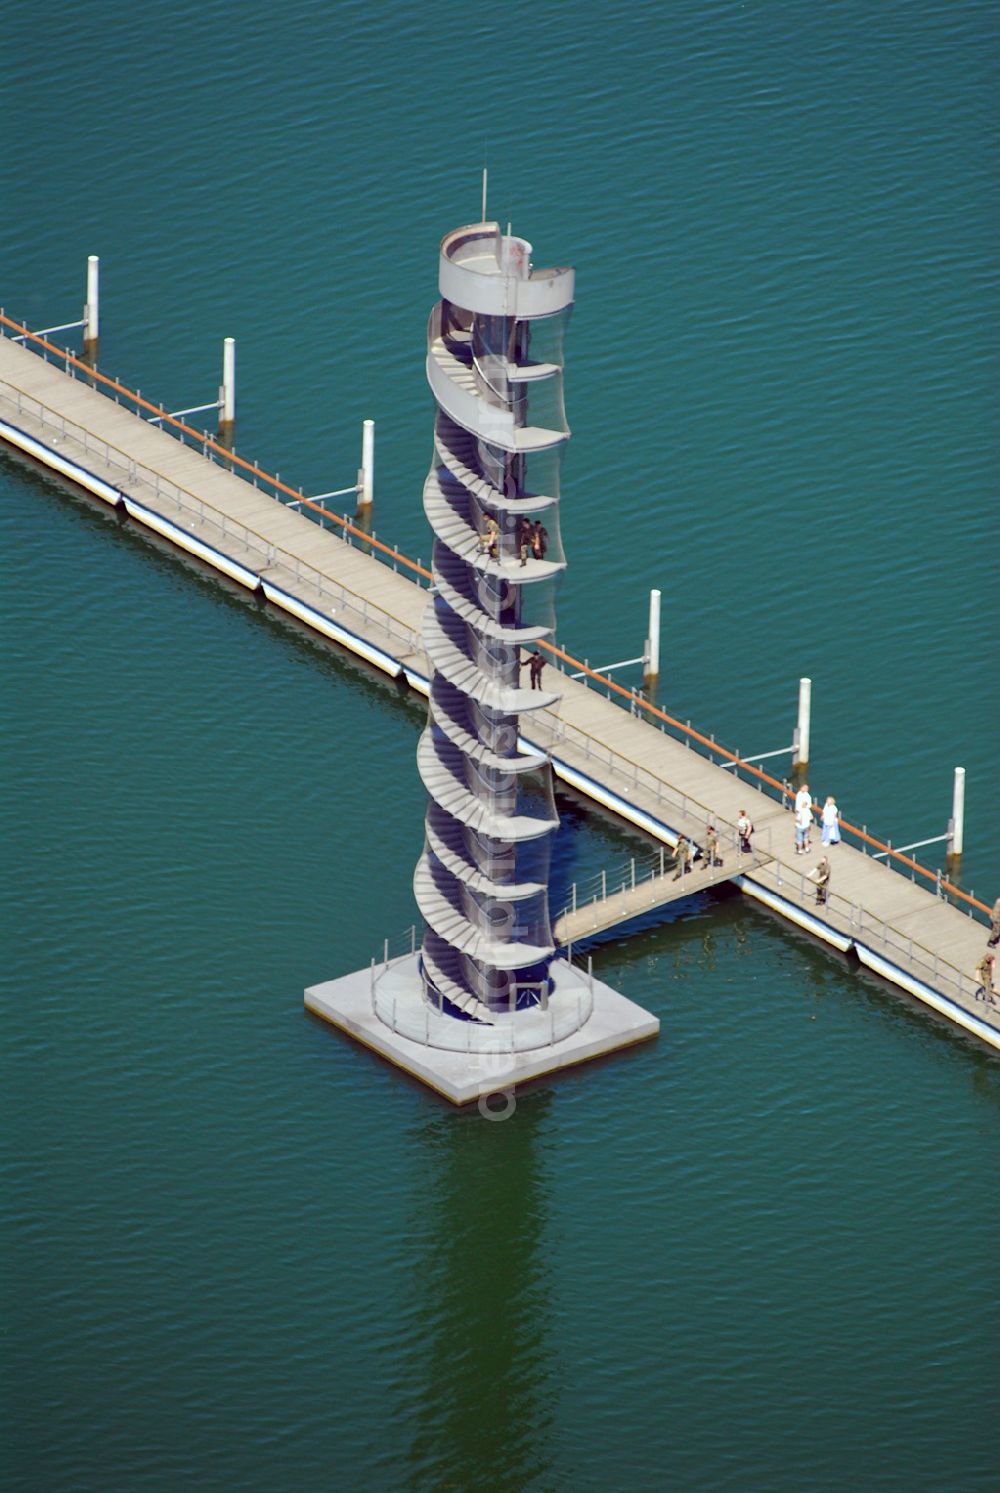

2,1,998,1488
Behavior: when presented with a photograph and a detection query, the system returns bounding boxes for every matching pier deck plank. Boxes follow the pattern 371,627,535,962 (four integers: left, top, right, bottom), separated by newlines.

2,333,995,1048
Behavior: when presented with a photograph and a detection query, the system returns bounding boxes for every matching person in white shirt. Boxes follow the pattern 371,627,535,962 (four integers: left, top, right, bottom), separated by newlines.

793,783,813,855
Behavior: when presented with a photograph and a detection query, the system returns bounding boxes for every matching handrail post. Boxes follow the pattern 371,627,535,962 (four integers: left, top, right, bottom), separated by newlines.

644,587,661,689
359,419,374,506
794,677,811,769
948,766,965,858
219,337,235,433
84,255,99,350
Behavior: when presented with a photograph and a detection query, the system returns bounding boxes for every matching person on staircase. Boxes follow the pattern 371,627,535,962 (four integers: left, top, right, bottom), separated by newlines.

478,515,500,560
531,519,548,560
517,516,532,567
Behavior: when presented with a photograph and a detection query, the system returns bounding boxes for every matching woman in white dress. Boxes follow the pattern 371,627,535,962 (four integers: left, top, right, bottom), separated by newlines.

821,795,841,846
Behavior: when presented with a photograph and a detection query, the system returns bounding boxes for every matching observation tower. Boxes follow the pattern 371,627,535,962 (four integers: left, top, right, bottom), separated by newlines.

308,216,658,1104
416,221,573,1024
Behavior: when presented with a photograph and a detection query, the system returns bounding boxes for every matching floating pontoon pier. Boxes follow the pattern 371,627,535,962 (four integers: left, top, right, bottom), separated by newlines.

1,257,996,1095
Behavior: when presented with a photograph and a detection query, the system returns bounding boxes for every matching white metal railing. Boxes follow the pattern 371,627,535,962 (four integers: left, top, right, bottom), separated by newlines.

372,982,593,1053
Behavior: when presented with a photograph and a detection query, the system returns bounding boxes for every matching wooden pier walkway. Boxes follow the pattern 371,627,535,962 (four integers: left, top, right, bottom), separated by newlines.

554,849,772,946
2,320,997,1054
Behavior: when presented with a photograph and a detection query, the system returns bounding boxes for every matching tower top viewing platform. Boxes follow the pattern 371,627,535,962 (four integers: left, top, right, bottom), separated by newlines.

439,222,575,318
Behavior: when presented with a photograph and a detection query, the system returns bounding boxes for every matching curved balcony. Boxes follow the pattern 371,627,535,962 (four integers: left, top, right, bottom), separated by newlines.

438,222,575,320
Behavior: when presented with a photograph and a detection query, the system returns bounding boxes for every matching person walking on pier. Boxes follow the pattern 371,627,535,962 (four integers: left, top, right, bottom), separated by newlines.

974,952,996,1002
794,798,813,855
702,825,721,869
529,650,546,690
737,811,753,856
673,834,692,880
821,796,841,846
989,896,1000,948
808,855,831,906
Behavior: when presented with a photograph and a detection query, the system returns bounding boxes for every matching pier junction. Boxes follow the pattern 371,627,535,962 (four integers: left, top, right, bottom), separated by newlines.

2,294,997,1077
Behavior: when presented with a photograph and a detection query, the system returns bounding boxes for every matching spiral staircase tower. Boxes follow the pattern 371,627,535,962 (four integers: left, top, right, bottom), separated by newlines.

414,221,576,1025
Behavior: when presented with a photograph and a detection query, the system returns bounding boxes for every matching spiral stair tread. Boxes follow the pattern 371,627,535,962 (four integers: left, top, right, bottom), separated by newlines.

433,422,557,512
421,609,559,713
420,944,496,1024
424,819,544,901
417,734,558,841
430,564,549,645
414,856,556,967
427,702,547,772
428,337,566,452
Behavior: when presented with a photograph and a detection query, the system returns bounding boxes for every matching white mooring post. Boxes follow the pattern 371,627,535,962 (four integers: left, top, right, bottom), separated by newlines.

84,255,100,348
359,418,375,506
219,337,236,432
793,676,812,769
645,587,661,685
948,766,965,857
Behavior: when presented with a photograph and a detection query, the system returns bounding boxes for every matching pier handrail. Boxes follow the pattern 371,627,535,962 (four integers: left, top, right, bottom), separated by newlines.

0,311,988,922
0,312,434,588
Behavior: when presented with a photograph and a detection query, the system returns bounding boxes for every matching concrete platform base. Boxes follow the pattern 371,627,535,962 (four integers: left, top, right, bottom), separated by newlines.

304,955,659,1105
